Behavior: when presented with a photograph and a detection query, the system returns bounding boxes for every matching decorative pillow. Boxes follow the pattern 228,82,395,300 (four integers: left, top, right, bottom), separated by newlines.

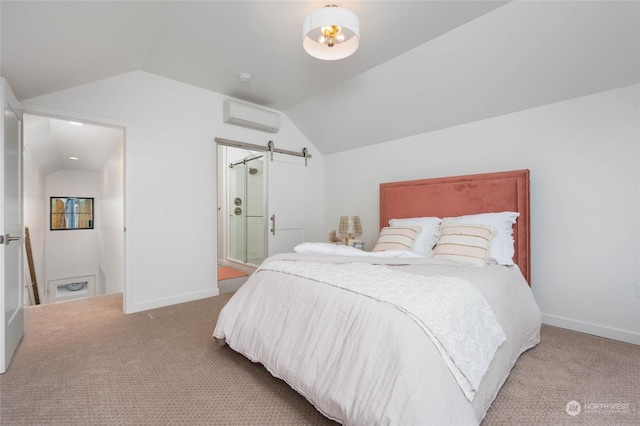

432,224,496,267
372,226,421,252
441,212,519,265
389,217,441,257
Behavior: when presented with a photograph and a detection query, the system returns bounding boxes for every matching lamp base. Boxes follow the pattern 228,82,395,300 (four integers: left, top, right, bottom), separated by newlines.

345,238,363,249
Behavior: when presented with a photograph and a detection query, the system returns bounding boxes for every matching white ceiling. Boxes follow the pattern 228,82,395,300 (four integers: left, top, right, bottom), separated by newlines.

23,115,122,175
3,1,639,159
1,1,508,107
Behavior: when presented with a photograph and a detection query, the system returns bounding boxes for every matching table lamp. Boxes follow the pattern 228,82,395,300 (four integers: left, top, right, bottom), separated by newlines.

339,215,362,246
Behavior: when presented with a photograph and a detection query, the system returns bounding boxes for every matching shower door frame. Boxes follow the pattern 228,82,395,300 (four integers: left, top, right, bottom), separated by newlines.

217,145,267,274
227,154,265,267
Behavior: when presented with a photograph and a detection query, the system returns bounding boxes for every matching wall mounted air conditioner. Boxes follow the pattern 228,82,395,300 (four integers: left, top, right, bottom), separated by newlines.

223,100,280,133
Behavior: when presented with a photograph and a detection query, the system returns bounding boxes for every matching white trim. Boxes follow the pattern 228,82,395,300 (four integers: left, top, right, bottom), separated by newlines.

542,313,640,345
127,288,219,314
19,102,131,130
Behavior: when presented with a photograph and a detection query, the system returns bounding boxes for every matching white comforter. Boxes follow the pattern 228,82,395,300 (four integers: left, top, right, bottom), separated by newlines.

213,253,541,425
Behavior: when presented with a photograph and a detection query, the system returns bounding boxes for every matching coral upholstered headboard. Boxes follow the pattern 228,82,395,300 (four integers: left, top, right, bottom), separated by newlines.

380,170,530,284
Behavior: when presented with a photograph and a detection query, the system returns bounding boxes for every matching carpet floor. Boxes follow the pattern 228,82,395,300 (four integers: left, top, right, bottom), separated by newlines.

1,293,638,425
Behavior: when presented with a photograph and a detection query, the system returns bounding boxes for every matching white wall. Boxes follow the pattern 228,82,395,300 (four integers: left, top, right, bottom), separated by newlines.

98,141,124,294
324,84,640,345
23,148,46,304
15,71,639,344
21,71,324,313
45,171,100,302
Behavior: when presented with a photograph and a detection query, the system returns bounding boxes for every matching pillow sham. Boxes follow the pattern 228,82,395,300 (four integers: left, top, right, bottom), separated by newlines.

441,211,519,265
372,226,421,252
432,224,496,267
389,216,441,257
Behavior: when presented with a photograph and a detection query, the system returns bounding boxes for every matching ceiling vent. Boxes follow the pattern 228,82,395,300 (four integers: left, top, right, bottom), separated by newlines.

223,100,280,133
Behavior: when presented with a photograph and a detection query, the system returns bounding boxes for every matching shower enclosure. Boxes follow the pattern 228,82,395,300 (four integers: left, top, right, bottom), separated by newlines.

227,155,265,266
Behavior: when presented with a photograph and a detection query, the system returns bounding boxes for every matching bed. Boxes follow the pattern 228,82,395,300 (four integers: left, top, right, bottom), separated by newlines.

213,169,541,425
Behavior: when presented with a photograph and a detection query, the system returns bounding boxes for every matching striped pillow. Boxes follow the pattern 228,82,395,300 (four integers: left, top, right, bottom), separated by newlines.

372,226,421,252
432,224,496,266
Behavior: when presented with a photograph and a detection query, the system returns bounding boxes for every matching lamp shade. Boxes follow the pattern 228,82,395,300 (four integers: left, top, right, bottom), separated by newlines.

303,5,360,60
339,216,362,236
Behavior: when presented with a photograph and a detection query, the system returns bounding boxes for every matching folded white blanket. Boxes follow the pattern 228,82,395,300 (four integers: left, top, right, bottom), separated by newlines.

259,259,506,401
294,242,424,258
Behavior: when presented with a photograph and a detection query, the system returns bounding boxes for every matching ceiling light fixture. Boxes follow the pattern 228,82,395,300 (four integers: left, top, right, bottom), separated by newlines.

303,4,359,60
69,121,82,126
68,156,79,160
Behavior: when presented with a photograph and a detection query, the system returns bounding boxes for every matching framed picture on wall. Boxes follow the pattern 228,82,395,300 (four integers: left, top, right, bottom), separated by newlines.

50,197,94,230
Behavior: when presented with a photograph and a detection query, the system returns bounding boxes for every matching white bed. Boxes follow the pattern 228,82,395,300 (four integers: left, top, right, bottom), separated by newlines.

213,170,541,425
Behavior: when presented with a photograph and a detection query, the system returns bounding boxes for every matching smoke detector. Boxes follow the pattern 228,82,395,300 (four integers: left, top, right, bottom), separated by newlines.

238,73,251,84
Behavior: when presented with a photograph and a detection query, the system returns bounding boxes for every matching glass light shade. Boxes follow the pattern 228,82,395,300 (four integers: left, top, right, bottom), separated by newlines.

339,216,362,236
303,5,360,60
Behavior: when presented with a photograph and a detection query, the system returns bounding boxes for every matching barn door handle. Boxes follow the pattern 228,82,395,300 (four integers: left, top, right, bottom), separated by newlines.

270,214,276,235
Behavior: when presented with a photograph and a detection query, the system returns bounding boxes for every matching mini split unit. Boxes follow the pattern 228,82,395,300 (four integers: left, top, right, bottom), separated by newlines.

223,100,280,133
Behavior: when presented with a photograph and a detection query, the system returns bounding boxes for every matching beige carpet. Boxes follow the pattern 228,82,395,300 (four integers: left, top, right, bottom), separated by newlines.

1,293,638,425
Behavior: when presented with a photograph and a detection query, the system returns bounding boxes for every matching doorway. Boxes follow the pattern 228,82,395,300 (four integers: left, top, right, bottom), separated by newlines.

22,114,125,306
228,153,265,266
216,145,264,293
217,144,267,275
216,141,308,294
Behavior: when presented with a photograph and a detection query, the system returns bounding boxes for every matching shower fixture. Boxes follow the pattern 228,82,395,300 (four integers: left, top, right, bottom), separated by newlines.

249,168,258,175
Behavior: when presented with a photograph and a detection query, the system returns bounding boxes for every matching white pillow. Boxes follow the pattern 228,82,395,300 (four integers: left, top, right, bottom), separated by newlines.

389,217,441,257
432,224,496,267
372,226,421,252
441,212,519,265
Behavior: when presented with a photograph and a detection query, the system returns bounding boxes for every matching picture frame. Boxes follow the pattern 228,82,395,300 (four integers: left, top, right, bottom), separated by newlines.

50,197,94,230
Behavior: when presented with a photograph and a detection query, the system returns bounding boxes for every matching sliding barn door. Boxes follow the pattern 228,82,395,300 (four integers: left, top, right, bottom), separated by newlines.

266,152,307,256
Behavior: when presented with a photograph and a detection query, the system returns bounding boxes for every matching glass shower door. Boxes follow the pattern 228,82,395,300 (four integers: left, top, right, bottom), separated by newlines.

228,156,265,266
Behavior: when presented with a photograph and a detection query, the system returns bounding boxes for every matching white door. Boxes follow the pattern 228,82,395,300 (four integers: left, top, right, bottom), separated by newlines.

1,80,24,374
266,152,307,256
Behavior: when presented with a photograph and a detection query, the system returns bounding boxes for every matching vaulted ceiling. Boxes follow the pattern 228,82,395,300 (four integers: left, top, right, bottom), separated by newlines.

22,114,122,175
2,1,639,163
2,1,510,108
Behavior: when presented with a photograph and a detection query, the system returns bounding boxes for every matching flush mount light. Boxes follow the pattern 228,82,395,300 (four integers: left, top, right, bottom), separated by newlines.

68,156,79,160
69,121,82,126
303,4,359,60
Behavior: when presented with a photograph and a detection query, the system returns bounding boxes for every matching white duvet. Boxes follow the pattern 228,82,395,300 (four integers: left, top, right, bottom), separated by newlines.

213,252,541,425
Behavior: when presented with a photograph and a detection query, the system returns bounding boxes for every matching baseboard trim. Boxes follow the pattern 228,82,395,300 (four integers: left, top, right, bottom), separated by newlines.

542,313,640,345
126,288,220,314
